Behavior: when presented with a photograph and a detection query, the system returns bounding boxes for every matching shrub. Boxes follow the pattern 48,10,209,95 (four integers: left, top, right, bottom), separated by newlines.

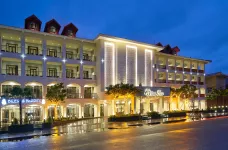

47,116,53,124
147,111,161,119
24,116,29,124
163,111,187,118
12,118,19,125
108,114,141,122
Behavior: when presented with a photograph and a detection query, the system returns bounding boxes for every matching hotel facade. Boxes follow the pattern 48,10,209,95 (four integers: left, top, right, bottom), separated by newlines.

0,15,210,123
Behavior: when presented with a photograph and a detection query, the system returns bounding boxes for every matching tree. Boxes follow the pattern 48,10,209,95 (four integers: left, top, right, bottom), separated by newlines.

170,87,183,110
8,86,33,125
206,88,228,107
46,83,67,118
106,83,141,114
180,84,197,111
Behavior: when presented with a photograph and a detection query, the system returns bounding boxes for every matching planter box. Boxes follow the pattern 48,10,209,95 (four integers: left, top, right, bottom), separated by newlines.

108,115,141,122
8,124,34,133
42,123,52,129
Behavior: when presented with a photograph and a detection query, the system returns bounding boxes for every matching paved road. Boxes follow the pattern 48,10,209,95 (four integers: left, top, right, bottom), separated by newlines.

1,117,228,150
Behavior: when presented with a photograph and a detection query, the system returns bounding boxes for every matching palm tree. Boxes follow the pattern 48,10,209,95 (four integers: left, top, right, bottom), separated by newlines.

8,86,33,125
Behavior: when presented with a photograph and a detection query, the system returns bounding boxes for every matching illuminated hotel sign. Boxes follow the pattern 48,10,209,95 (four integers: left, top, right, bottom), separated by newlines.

1,98,45,106
144,89,164,96
137,86,170,97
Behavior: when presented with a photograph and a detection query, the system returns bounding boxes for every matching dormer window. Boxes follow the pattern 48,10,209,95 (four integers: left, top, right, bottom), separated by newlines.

30,22,37,30
67,30,73,37
50,26,56,33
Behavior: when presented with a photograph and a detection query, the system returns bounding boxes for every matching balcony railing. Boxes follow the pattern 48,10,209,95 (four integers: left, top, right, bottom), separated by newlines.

66,72,80,79
184,81,190,84
26,48,43,56
47,72,62,78
198,70,204,73
83,55,96,62
66,53,80,60
184,68,190,72
67,93,80,99
176,80,183,84
83,74,96,80
199,82,204,85
47,51,62,58
192,81,197,85
1,45,21,53
176,67,183,71
26,70,43,77
158,65,166,69
167,80,175,84
84,93,98,99
168,66,175,70
155,79,166,83
192,69,197,73
1,69,21,76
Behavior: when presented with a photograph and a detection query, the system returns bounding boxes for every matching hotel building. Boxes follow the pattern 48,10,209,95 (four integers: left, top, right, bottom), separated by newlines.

0,15,210,123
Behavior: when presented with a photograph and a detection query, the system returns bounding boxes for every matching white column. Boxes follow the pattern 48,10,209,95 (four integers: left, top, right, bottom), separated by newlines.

182,60,184,84
190,61,192,84
81,85,84,98
104,103,108,117
81,106,84,118
62,43,66,79
166,57,168,83
78,105,82,118
42,39,47,77
174,58,177,84
80,42,84,79
63,106,66,117
21,35,25,76
94,105,98,117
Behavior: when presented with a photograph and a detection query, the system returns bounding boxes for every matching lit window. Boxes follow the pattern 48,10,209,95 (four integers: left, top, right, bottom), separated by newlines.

30,22,36,30
67,30,73,36
50,26,56,33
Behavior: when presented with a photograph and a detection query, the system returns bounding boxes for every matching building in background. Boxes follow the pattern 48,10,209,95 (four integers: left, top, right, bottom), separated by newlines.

0,15,211,124
206,72,228,92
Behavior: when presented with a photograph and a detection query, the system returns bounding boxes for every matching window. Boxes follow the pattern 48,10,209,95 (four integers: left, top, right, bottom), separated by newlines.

2,85,14,96
6,65,18,75
28,46,38,55
66,51,73,59
6,43,17,53
83,71,89,79
48,68,57,77
27,66,38,76
67,30,73,36
50,26,56,33
47,48,57,57
66,69,74,78
26,85,42,98
30,22,37,30
83,53,90,61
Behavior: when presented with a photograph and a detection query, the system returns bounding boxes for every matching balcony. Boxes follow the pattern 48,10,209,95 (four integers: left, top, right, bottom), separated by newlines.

199,82,204,85
26,70,43,77
184,81,190,84
176,67,183,71
176,80,183,84
155,79,166,83
1,69,21,76
67,93,80,99
66,72,80,79
184,68,190,72
168,66,175,70
167,80,175,84
47,71,62,78
83,74,96,80
192,69,197,73
83,55,96,62
192,81,197,85
198,70,204,73
84,93,97,99
1,45,20,53
66,51,80,60
158,65,166,69
47,49,62,58
26,47,43,56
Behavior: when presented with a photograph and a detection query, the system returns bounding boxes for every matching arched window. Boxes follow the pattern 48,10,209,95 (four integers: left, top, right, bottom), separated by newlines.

67,30,73,36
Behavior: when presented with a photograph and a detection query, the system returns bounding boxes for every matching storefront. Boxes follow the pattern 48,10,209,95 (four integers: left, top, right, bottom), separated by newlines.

0,98,45,124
